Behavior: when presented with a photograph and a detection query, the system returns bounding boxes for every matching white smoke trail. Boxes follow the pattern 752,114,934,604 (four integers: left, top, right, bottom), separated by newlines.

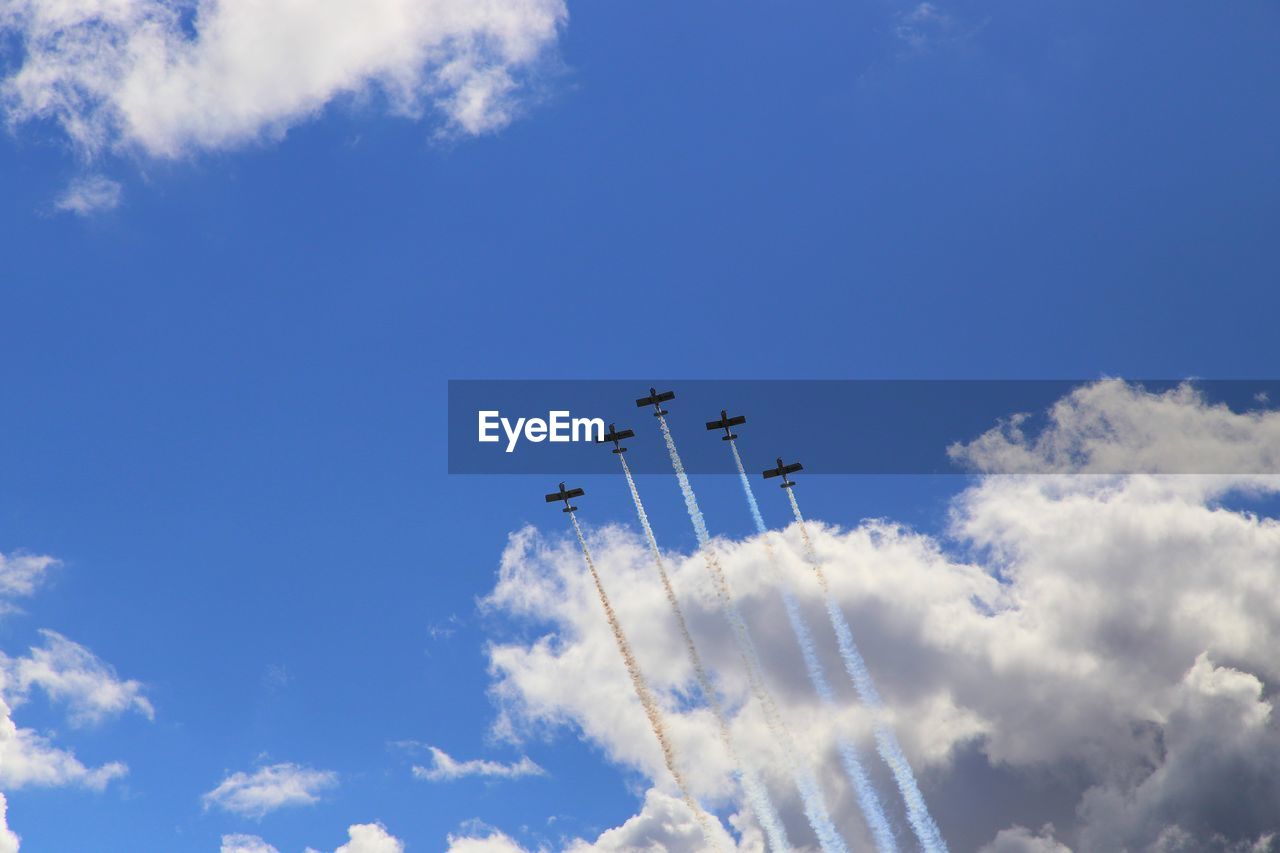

569,513,725,852
657,416,849,853
619,454,793,853
786,489,950,853
730,443,899,853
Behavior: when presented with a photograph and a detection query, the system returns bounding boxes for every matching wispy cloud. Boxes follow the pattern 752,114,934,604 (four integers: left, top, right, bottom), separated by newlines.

203,763,338,819
0,554,143,794
427,614,463,641
0,551,58,601
2,630,154,726
53,176,122,216
895,2,980,51
412,746,545,782
221,835,280,853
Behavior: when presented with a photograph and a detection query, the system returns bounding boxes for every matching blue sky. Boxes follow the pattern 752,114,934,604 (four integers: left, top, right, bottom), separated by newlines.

1,2,1279,851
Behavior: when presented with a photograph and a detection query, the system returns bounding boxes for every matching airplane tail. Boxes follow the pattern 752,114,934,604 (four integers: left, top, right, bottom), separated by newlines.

563,505,578,512
722,433,737,441
612,447,627,454
654,409,669,417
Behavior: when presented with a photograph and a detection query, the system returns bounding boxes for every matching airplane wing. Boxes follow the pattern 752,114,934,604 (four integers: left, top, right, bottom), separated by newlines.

784,463,803,474
564,488,585,499
635,396,653,407
727,415,746,427
544,492,564,502
616,429,635,440
762,467,782,479
705,419,725,430
655,391,675,402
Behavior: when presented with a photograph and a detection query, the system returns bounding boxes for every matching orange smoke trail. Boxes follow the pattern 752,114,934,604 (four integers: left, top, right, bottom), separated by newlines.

569,513,723,851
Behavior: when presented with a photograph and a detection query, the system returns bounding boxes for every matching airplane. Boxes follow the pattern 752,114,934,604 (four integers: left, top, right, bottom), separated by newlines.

596,423,635,454
706,409,746,441
762,458,803,489
545,482,585,512
635,387,675,417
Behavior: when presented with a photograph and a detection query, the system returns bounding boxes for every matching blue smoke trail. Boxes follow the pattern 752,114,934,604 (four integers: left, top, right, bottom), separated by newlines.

658,415,849,853
619,455,793,852
787,489,950,853
730,442,899,853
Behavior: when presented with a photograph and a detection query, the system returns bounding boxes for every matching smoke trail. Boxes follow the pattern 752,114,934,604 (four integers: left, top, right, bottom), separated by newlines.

729,443,899,853
786,490,950,853
657,416,849,853
569,514,724,852
619,455,793,853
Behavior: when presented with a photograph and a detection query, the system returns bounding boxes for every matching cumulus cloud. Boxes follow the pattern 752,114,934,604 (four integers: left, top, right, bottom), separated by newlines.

244,823,405,853
0,794,19,853
474,381,1280,851
1,630,154,726
1073,655,1280,851
445,831,531,853
0,552,57,602
53,175,122,215
412,746,545,782
0,0,567,157
333,823,404,853
202,762,338,819
221,835,279,853
565,788,746,852
444,790,748,852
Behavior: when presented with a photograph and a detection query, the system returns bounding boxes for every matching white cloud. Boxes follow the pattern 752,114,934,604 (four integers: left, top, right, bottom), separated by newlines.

445,829,532,853
220,835,279,853
2,629,154,726
444,790,747,853
0,697,127,790
0,552,57,601
476,382,1280,850
257,823,406,853
334,823,404,853
0,794,20,853
565,788,745,852
0,629,144,791
951,380,1280,476
0,553,142,795
202,762,338,819
0,0,567,157
53,175,122,216
412,746,545,782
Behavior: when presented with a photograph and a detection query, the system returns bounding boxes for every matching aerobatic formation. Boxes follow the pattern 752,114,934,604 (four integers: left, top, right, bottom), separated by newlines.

543,388,949,852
